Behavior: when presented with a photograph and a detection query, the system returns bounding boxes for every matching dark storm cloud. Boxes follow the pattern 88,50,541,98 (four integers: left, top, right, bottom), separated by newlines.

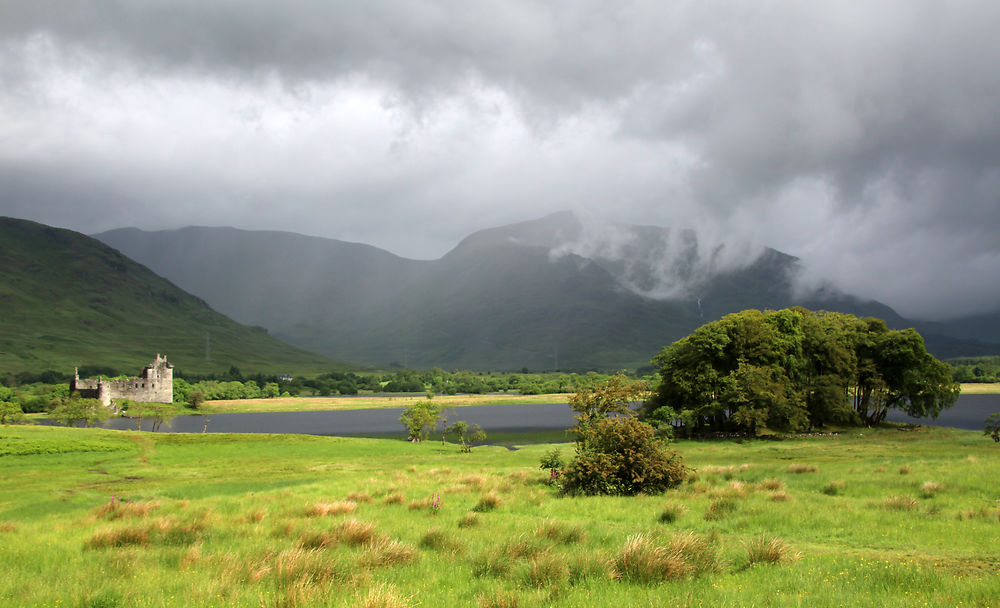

1,1,999,319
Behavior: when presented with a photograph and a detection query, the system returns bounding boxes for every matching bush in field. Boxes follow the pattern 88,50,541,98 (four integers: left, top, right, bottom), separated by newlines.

49,396,109,427
399,402,439,441
560,417,686,496
985,412,1000,443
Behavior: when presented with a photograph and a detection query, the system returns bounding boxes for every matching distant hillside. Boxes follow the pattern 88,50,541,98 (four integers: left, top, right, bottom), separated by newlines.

0,217,344,375
96,212,1000,370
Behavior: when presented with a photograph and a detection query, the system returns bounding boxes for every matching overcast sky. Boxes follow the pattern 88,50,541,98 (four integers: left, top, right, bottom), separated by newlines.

2,1,998,320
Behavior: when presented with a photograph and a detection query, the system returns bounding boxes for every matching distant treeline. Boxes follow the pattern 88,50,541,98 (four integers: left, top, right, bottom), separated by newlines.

947,356,1000,383
2,365,631,410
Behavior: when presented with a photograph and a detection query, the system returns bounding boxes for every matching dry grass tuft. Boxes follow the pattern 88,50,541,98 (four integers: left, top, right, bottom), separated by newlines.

306,501,357,517
358,536,417,568
536,521,586,544
744,535,796,566
472,535,545,578
759,478,784,491
920,481,942,498
523,551,570,588
242,509,267,524
898,466,912,475
347,492,374,503
0,522,16,533
93,499,160,520
179,544,202,570
85,526,151,549
786,464,818,474
336,519,378,546
611,532,716,583
700,464,751,479
458,512,481,528
473,491,502,513
883,495,919,511
382,493,405,505
357,582,411,608
568,553,613,583
770,490,791,502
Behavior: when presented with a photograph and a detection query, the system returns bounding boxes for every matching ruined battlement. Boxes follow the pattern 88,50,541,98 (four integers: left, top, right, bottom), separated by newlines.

71,354,173,407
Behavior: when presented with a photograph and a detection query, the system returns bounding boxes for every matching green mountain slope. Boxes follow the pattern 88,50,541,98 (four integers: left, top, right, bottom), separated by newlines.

0,218,343,375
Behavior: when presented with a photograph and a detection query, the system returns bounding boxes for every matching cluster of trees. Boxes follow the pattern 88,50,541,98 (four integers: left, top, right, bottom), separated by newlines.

642,308,959,435
949,356,1000,383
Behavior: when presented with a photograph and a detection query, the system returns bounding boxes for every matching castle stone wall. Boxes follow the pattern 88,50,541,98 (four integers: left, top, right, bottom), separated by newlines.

71,354,173,407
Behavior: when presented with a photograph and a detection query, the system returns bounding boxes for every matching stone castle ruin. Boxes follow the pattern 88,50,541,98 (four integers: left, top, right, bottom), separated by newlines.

71,354,173,407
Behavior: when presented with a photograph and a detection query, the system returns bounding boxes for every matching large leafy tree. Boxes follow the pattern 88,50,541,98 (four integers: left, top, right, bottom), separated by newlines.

644,308,959,434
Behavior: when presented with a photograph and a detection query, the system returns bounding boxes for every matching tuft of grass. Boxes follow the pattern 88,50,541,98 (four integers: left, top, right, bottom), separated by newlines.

898,466,912,475
821,480,847,496
382,493,405,505
744,535,795,567
358,537,417,568
306,500,357,517
472,491,502,513
658,503,688,524
357,582,411,608
568,553,613,584
477,591,521,608
85,526,151,549
419,527,464,554
759,478,784,491
787,464,818,474
920,481,942,498
536,521,586,544
883,495,919,511
0,522,17,533
472,536,545,578
458,512,480,528
522,551,570,588
704,498,737,520
408,497,432,511
93,499,161,520
770,490,791,502
347,492,374,503
611,533,716,583
335,518,378,546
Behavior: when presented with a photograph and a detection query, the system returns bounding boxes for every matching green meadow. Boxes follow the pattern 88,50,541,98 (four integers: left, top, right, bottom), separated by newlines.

0,424,997,607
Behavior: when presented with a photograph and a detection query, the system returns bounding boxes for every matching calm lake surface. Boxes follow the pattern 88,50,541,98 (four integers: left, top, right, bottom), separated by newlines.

73,394,999,436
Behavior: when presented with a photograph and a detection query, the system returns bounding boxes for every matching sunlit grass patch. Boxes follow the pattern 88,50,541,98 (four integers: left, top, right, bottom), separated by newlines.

521,551,570,588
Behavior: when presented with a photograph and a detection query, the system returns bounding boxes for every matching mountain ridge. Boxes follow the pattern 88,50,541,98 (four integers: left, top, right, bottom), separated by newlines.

95,212,1000,369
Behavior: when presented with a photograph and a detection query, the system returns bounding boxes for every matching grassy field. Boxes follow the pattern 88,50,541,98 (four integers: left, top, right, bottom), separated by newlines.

960,383,1000,395
201,393,571,414
0,425,997,607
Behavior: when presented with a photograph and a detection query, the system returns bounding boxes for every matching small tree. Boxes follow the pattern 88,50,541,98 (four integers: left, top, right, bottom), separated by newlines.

188,391,206,410
985,413,1000,443
569,372,649,431
126,402,181,432
539,448,563,484
0,401,28,425
399,401,440,441
50,396,109,427
448,420,487,453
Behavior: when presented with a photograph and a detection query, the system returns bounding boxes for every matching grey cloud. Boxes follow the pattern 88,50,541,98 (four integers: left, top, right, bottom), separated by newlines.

1,1,999,319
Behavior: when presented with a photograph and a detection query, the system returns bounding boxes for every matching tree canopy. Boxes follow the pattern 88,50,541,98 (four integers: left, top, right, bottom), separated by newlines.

642,308,959,435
